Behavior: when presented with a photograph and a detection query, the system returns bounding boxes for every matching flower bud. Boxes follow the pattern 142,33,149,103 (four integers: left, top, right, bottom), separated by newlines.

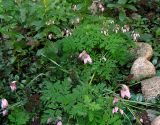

10,81,17,91
1,99,8,109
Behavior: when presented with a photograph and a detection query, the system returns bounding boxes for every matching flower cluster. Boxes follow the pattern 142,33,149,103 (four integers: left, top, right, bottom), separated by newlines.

72,17,80,25
102,23,128,36
101,28,108,36
131,31,140,41
0,81,17,117
63,29,72,37
47,118,62,125
112,96,124,115
113,24,120,33
121,25,130,33
1,99,8,116
90,1,105,14
112,84,131,115
112,24,140,41
120,84,131,99
79,50,92,64
46,20,55,26
113,24,130,33
112,107,124,115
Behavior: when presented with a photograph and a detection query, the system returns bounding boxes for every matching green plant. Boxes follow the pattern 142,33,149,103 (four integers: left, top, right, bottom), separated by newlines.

40,16,135,124
8,108,29,125
41,78,123,125
0,0,159,124
54,16,135,82
105,0,139,21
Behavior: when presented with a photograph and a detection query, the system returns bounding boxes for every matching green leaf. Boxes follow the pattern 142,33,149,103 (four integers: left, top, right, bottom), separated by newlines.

118,0,127,4
126,5,137,11
152,57,158,65
20,8,26,23
31,20,44,31
119,10,126,21
156,28,160,37
8,108,29,125
140,33,153,42
107,4,117,8
156,70,160,76
88,112,94,122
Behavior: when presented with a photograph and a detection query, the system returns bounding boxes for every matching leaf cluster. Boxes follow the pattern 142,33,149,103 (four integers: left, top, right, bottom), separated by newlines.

41,78,123,125
53,16,135,81
8,108,29,125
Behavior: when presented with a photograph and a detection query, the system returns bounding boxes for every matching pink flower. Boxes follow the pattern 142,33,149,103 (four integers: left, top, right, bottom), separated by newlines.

112,107,119,114
120,84,131,99
140,118,143,123
1,99,8,109
2,110,8,116
56,121,62,125
79,50,92,64
112,107,124,115
131,31,140,41
121,25,130,33
113,96,118,104
98,3,105,12
10,81,17,91
119,109,124,115
113,24,120,33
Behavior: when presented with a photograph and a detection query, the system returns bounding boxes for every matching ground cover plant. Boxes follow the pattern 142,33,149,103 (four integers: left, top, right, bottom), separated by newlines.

0,0,160,125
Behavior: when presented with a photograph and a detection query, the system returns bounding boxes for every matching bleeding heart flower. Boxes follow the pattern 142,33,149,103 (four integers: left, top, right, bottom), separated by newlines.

112,107,119,114
79,50,92,64
131,31,140,41
56,121,62,125
1,99,8,109
120,84,131,99
121,25,130,33
113,96,118,104
112,107,124,115
2,110,8,116
140,118,143,123
119,109,124,115
10,81,17,91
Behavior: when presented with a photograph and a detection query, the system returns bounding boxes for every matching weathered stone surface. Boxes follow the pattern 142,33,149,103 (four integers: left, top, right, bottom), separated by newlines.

141,76,160,101
132,42,153,60
131,57,156,81
147,109,160,122
151,116,160,125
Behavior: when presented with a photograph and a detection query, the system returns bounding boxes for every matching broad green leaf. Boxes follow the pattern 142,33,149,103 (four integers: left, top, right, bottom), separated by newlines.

20,8,26,23
140,33,153,42
8,108,29,125
152,57,158,65
126,5,137,11
107,4,118,8
156,28,160,37
156,70,160,76
118,0,127,4
119,10,126,22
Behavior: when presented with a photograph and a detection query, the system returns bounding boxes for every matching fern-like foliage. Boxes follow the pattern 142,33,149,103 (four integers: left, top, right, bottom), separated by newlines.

48,16,135,81
41,16,134,124
41,78,123,124
8,108,29,125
